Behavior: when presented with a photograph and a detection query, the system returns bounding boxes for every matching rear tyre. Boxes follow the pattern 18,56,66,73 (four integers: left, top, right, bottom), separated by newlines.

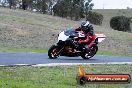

81,45,98,59
48,45,60,59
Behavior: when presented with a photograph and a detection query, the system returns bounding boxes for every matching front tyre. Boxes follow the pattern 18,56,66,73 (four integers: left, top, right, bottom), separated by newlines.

48,45,60,59
81,45,98,59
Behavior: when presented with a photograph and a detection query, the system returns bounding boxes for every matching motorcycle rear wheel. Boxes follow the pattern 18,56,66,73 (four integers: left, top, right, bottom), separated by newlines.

48,45,60,59
81,45,98,59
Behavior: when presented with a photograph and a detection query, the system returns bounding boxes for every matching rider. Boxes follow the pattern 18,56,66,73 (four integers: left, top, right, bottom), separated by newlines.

74,21,95,51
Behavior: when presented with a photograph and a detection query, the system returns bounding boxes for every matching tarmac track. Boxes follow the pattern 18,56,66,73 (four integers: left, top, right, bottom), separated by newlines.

0,52,132,66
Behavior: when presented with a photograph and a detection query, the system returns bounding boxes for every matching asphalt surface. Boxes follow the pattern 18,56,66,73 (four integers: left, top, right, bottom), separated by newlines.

0,52,132,65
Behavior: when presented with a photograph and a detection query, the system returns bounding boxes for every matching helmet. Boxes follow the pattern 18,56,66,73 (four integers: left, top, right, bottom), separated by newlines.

81,21,90,33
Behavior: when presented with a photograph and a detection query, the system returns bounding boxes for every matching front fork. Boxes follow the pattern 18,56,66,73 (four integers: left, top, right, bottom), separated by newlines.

55,42,65,56
56,47,64,56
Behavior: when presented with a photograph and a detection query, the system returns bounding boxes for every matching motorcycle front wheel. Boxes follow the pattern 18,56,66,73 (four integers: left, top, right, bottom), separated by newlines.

81,45,98,59
48,45,60,59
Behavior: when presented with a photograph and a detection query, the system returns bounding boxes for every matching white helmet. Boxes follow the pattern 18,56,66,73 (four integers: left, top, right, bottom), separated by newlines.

81,21,90,33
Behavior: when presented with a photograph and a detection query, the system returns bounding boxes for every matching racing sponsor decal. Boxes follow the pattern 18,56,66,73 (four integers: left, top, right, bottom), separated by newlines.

76,65,131,85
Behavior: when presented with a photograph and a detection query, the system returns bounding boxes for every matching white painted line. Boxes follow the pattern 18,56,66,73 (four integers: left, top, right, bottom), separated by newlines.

0,62,132,67
32,62,132,67
15,64,31,66
0,65,6,66
0,64,32,67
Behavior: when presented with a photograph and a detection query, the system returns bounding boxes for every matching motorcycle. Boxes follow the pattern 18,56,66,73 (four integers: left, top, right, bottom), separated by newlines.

48,28,106,59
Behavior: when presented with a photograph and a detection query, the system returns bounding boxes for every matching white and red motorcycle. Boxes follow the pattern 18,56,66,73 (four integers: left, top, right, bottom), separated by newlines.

48,28,106,59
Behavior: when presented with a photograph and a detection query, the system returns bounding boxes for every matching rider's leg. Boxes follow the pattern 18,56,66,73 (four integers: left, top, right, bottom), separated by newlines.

88,42,95,48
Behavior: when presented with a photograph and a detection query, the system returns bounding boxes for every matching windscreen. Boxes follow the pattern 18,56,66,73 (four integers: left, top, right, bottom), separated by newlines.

64,28,77,36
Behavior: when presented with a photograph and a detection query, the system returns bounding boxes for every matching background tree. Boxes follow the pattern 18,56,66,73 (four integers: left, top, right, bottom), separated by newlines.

85,0,94,18
110,16,131,32
53,0,89,20
0,0,94,20
0,0,8,7
41,0,47,14
22,0,27,10
46,0,58,15
8,0,12,9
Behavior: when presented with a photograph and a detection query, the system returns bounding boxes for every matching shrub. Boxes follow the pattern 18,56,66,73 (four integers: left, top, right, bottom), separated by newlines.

86,11,103,25
110,16,131,32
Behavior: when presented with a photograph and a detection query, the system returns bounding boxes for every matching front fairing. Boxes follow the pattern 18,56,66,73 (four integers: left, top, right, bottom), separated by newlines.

58,28,77,41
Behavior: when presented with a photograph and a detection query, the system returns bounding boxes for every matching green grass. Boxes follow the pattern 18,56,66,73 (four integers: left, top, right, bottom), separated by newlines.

0,47,48,53
0,47,132,57
0,65,132,88
93,9,132,17
97,51,132,57
0,14,46,27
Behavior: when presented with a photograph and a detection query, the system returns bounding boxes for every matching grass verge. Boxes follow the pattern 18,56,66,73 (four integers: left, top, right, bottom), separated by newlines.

0,47,48,53
97,51,132,57
0,65,132,88
0,47,132,57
